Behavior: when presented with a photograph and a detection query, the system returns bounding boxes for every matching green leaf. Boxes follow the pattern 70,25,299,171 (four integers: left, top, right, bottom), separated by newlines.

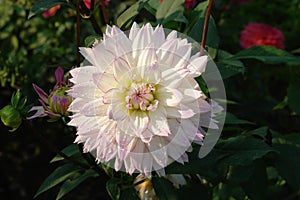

84,35,102,48
284,133,300,147
287,79,300,114
51,144,79,163
230,46,297,64
184,1,208,33
11,90,21,108
216,136,275,166
152,177,178,200
178,182,209,200
224,112,253,125
165,147,226,177
120,187,140,200
144,0,161,15
166,135,274,185
156,0,187,24
106,178,121,200
56,169,99,200
273,143,300,190
213,184,245,200
34,164,81,198
273,96,288,110
188,16,219,49
216,50,245,79
28,0,70,19
240,160,267,200
117,0,147,29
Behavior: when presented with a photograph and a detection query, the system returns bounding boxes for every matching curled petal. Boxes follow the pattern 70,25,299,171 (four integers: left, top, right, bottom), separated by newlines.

27,106,46,120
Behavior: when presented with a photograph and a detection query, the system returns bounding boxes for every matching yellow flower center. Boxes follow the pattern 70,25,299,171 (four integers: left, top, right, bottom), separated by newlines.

125,83,159,111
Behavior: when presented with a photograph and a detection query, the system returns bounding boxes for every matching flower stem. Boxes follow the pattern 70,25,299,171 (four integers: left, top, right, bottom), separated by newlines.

100,0,109,25
200,0,214,56
77,143,109,177
76,2,81,68
90,16,102,35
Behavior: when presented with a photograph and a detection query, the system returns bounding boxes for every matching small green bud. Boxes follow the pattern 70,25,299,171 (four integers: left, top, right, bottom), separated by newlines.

0,105,22,132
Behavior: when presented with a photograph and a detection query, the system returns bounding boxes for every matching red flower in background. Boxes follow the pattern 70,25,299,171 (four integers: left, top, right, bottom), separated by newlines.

240,23,285,49
83,0,110,9
185,0,197,10
160,0,197,11
42,5,61,18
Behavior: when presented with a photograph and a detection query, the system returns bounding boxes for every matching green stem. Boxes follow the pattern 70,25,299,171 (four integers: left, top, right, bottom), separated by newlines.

200,0,214,56
90,16,102,35
76,1,81,68
77,143,109,177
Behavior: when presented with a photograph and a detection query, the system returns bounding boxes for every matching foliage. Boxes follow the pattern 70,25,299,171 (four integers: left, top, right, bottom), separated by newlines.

1,0,300,199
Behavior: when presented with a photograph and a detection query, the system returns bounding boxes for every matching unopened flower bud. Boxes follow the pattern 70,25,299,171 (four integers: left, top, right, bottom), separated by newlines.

0,105,22,132
48,87,72,116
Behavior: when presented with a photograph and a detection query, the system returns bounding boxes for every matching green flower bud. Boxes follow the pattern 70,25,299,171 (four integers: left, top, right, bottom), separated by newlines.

0,105,22,132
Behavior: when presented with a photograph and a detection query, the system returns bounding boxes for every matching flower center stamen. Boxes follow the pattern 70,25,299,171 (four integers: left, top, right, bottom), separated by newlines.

125,83,159,111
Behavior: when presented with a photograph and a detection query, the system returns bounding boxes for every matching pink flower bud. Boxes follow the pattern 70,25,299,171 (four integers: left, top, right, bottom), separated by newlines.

31,67,72,121
42,5,61,19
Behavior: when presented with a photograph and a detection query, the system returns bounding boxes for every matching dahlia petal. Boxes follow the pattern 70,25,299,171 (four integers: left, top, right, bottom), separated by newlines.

116,132,137,159
80,98,108,116
91,45,115,68
140,129,153,143
132,23,154,54
114,157,123,171
148,107,170,137
93,73,118,92
137,45,157,73
79,47,106,71
187,55,208,77
172,43,191,69
113,57,132,84
157,39,178,66
68,98,87,112
136,45,159,82
149,137,168,168
102,88,120,104
69,66,98,84
130,111,149,136
161,68,186,88
157,87,183,107
103,29,133,59
68,82,101,99
152,25,165,49
181,88,204,103
144,62,161,84
111,102,128,120
166,30,177,40
129,22,140,41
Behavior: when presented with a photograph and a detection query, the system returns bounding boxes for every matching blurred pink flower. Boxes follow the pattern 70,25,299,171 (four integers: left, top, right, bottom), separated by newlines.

68,22,220,176
185,0,197,10
240,22,285,49
83,0,110,9
160,0,197,11
29,67,72,121
42,5,61,18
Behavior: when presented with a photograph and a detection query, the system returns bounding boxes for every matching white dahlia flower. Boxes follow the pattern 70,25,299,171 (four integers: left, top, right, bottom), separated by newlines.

68,22,220,176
